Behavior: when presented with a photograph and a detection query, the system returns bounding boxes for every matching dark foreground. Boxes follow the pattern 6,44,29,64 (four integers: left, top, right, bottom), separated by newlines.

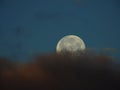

0,53,120,90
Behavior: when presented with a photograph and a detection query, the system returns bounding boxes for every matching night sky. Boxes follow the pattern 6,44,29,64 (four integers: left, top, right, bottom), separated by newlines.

0,0,120,61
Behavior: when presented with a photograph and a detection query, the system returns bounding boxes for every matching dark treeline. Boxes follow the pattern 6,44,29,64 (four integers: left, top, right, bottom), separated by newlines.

0,52,120,90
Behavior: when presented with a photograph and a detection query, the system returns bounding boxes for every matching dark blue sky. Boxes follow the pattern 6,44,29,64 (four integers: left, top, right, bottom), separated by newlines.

0,0,120,61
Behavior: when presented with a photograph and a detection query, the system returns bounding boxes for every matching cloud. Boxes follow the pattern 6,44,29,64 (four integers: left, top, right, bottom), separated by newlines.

102,48,118,52
0,52,120,90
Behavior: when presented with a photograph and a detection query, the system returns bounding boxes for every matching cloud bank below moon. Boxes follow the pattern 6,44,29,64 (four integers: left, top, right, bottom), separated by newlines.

0,51,120,90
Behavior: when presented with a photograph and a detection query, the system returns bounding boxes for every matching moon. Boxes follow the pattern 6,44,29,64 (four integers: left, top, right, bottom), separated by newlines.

56,35,86,54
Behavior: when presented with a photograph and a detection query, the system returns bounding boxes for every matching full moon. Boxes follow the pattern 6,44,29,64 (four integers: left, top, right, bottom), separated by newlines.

56,35,86,54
